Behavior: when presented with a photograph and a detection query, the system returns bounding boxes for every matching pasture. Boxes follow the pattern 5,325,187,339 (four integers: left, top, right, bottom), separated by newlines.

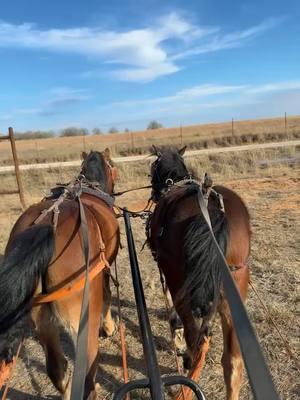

0,145,299,399
0,115,300,166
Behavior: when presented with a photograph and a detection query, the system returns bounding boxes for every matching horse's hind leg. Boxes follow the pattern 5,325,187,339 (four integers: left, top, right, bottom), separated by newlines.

84,281,104,400
220,307,243,400
102,272,117,337
219,267,249,400
164,286,186,355
32,305,70,395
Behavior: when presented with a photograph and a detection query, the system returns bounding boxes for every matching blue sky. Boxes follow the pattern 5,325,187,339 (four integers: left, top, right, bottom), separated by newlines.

0,0,299,133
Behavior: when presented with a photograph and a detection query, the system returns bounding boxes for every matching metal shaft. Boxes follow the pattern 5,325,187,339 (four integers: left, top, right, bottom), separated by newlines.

123,209,164,400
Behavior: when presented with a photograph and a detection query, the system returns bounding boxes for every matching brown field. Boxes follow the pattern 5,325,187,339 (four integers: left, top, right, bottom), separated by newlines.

0,115,300,166
0,145,299,399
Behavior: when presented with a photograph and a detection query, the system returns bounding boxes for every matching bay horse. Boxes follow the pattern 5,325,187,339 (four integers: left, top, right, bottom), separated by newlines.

147,146,251,400
0,150,119,399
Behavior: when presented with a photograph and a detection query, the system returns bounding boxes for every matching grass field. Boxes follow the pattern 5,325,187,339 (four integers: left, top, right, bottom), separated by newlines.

0,145,299,399
0,115,300,166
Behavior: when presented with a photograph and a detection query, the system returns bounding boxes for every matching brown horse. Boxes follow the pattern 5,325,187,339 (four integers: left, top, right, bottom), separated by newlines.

147,146,251,400
0,150,119,399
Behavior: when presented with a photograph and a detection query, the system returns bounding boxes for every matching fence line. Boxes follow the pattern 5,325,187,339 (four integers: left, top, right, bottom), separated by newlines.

0,114,298,166
0,139,299,174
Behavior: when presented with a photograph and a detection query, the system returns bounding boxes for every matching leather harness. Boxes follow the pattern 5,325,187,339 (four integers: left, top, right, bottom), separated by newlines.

32,180,112,305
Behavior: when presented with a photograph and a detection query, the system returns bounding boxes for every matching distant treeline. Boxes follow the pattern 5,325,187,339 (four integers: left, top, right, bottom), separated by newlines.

13,121,164,140
14,128,93,140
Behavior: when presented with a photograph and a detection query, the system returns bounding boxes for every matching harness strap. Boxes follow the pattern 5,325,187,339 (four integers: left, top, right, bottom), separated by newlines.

33,189,67,230
196,186,279,400
33,260,107,305
69,196,91,400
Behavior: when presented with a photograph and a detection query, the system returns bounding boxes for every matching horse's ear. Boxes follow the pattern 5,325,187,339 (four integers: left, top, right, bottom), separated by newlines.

81,151,88,160
178,146,187,156
151,144,161,156
103,147,111,160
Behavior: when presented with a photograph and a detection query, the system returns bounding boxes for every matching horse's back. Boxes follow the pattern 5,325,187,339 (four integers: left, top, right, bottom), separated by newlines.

6,195,119,281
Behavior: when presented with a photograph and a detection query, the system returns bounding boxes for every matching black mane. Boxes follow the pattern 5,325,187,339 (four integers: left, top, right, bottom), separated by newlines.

81,151,109,192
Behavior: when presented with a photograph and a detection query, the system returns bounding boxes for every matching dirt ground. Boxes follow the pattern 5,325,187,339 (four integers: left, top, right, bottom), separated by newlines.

0,157,299,399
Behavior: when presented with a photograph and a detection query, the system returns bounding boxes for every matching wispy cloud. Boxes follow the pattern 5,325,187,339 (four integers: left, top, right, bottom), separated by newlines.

245,80,300,94
0,87,91,119
91,80,300,126
102,80,300,110
172,17,284,60
106,84,246,109
0,13,283,82
42,87,91,113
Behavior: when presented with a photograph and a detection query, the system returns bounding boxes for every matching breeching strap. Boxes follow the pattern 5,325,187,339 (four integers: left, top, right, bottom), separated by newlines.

196,186,279,400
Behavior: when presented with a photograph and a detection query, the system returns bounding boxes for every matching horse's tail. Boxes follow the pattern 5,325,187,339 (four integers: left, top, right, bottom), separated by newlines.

182,202,228,336
0,224,55,364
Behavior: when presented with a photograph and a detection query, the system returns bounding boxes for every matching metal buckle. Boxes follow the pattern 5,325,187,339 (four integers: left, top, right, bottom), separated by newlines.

165,178,174,186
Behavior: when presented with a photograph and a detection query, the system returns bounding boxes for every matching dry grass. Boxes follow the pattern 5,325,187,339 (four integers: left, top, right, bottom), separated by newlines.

0,115,300,165
0,146,299,399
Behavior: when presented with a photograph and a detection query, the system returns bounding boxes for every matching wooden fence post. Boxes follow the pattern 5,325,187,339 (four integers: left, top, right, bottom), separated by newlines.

284,112,287,135
8,127,26,209
131,132,134,150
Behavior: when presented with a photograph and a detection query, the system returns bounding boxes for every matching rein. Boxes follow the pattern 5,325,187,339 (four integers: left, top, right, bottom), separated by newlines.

113,184,152,197
70,194,92,400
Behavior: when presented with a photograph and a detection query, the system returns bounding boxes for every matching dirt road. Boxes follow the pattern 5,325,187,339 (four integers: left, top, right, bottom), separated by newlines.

0,139,299,173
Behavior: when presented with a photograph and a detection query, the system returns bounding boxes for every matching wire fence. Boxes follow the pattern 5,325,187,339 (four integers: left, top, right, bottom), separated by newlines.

0,114,299,165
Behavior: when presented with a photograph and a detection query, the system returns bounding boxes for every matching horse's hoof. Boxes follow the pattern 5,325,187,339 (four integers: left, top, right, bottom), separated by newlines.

101,315,119,337
173,328,187,356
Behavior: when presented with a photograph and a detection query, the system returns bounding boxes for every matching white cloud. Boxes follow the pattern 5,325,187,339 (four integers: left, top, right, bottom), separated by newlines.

172,17,284,60
246,80,300,94
109,63,180,82
101,84,247,109
0,13,283,82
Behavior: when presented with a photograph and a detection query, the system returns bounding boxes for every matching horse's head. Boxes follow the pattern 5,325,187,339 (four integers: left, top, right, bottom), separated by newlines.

80,149,117,195
150,145,189,202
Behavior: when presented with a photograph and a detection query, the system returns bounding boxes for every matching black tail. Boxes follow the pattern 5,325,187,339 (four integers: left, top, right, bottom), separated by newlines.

0,224,55,363
182,204,228,332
